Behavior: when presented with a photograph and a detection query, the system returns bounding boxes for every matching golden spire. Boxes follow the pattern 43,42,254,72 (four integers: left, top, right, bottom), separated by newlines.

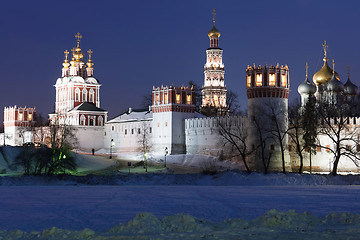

73,33,84,62
86,49,94,68
64,50,69,61
70,47,76,67
322,40,328,62
212,9,216,26
208,9,220,39
62,50,70,69
305,62,309,78
75,32,82,49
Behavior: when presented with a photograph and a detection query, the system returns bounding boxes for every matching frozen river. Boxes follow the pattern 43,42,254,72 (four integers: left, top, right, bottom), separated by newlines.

0,185,359,231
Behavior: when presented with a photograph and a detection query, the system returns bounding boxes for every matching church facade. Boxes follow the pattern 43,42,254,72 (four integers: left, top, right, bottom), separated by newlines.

3,14,360,173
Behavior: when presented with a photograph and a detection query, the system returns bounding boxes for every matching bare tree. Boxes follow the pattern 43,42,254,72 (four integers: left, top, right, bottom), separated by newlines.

226,90,241,116
252,114,273,174
137,121,152,172
188,80,202,112
217,117,252,173
267,103,289,174
317,102,360,175
141,93,153,109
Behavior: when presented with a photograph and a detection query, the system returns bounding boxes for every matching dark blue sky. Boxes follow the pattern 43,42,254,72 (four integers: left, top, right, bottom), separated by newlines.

1,0,359,120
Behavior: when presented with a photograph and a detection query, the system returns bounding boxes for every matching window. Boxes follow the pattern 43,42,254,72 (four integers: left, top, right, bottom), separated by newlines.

247,75,251,87
138,128,140,134
19,113,23,121
256,74,262,86
176,93,181,104
269,74,276,86
149,127,152,133
89,89,95,103
281,74,287,87
28,113,32,121
125,129,127,135
131,129,134,134
82,89,87,102
156,94,160,104
80,115,86,125
165,122,168,127
89,118,94,126
98,116,103,126
187,94,191,104
164,93,168,103
111,126,114,131
75,88,80,101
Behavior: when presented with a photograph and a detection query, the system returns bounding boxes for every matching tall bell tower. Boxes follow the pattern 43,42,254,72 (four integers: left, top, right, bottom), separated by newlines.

201,9,227,113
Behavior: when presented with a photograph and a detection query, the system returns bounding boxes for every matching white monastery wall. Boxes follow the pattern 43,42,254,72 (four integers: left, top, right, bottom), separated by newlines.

75,126,106,151
185,116,248,156
105,120,152,153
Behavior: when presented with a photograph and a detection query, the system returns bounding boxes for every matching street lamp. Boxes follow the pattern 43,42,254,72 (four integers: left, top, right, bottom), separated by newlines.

164,147,168,167
110,139,115,159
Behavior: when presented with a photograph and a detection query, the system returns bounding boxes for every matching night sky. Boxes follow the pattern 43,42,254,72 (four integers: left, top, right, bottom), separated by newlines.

1,0,360,121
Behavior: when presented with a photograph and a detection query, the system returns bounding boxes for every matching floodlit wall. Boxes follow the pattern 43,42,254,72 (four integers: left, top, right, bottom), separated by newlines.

185,116,248,157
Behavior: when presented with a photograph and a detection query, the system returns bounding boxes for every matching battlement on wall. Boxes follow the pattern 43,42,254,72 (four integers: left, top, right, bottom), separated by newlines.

4,106,36,125
185,116,248,130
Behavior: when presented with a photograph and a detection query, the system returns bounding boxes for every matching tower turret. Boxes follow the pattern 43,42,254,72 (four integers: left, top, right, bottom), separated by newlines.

246,63,291,172
152,85,195,154
201,9,227,115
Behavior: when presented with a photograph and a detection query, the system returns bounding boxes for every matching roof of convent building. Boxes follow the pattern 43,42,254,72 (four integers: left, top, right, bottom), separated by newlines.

71,102,106,112
107,108,153,123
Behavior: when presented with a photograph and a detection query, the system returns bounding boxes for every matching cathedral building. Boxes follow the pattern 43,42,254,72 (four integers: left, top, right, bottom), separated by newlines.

49,33,107,127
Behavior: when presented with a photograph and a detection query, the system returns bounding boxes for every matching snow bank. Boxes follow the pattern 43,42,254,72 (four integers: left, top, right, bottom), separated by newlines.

1,210,360,239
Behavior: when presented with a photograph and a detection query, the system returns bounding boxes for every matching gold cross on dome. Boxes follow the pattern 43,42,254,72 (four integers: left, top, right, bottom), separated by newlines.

322,40,328,58
305,62,309,78
332,59,335,74
64,50,69,60
75,32,82,42
212,9,216,25
87,49,93,59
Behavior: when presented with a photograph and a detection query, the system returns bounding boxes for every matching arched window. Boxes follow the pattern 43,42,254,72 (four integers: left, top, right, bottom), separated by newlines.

89,89,95,103
80,115,86,125
75,88,80,102
98,116,103,126
82,88,87,102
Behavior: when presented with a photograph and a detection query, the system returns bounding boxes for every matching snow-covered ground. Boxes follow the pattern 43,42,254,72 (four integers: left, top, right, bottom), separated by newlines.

0,185,359,239
0,146,360,239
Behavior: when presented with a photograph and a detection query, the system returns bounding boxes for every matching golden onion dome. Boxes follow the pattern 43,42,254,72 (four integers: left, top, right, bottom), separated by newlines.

62,60,70,69
86,60,94,68
312,59,339,85
70,57,76,67
208,25,220,38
